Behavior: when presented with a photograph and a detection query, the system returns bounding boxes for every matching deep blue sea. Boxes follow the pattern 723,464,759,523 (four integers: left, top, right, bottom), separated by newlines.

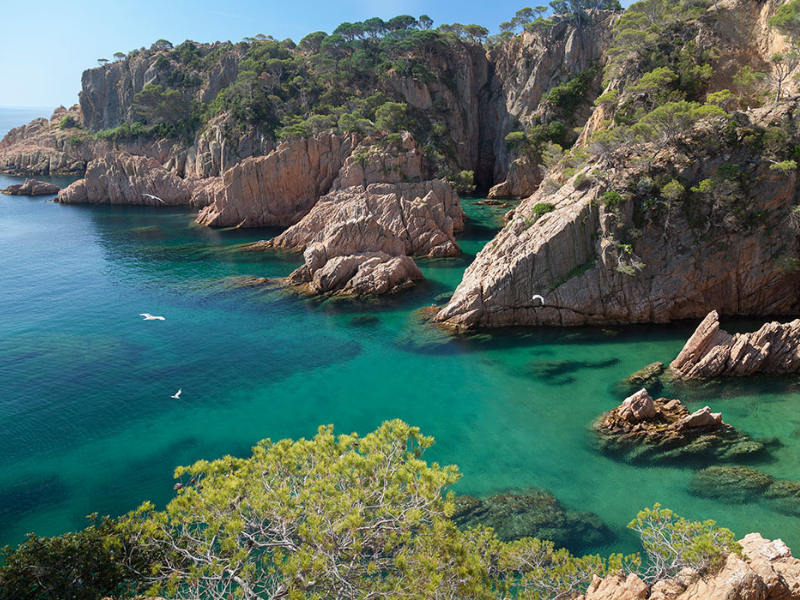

2,107,800,555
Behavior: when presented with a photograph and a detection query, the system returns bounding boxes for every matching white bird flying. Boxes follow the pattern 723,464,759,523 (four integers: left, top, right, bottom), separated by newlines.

532,294,545,306
171,389,182,399
140,313,166,321
143,193,165,204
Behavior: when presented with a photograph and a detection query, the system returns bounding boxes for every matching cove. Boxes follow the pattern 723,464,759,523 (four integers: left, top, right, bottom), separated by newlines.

1,172,800,555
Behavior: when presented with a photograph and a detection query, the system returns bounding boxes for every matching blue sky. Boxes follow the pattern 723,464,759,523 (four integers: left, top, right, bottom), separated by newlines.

0,0,634,108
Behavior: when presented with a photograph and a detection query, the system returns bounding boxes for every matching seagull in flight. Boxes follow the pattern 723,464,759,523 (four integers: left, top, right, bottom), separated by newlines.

140,313,166,321
532,294,545,306
171,388,182,399
143,193,165,204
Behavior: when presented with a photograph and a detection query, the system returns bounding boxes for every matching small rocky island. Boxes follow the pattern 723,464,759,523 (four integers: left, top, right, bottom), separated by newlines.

595,388,768,464
1,178,60,196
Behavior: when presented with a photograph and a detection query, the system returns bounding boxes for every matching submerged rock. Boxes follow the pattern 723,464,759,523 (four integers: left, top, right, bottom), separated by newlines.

452,489,612,553
595,389,766,464
670,310,800,379
624,362,665,388
688,466,774,503
1,178,60,196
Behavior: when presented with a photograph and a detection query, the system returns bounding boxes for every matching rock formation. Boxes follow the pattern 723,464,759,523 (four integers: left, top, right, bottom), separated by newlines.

56,152,194,206
195,132,355,227
0,105,87,176
1,179,60,196
595,388,767,464
578,533,800,600
263,179,464,296
436,103,800,329
670,310,800,379
451,489,611,554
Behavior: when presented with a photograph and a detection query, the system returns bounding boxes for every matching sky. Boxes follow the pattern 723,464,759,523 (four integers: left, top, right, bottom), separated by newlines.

0,0,634,108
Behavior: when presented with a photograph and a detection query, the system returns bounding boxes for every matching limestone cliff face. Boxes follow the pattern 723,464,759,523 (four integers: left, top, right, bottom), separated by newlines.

436,105,800,328
195,132,356,227
386,43,490,181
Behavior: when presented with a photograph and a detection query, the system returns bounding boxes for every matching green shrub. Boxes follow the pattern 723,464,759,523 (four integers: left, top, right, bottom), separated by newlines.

603,190,625,210
58,115,78,129
770,160,797,175
448,170,476,195
532,202,556,217
629,503,740,582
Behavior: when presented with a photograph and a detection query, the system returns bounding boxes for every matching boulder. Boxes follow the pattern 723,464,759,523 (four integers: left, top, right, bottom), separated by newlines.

674,406,722,430
580,573,648,600
1,178,60,196
618,388,657,423
56,152,193,206
671,311,800,379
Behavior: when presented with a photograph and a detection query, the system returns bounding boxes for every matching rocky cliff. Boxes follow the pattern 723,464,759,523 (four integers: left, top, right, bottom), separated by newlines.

436,106,800,328
484,14,616,197
195,132,355,227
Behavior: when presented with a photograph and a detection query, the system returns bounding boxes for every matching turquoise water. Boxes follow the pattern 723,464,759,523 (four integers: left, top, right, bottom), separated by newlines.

2,116,800,555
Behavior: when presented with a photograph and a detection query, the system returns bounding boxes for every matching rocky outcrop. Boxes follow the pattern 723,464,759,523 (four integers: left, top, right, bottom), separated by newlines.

436,102,800,329
1,179,60,196
578,534,800,600
452,489,611,554
670,311,800,379
196,132,355,227
488,155,542,199
0,105,87,176
56,152,194,206
331,133,424,190
595,388,766,464
264,180,464,296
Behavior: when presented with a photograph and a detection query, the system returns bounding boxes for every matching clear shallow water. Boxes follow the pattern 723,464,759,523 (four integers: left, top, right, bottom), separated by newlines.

1,173,800,556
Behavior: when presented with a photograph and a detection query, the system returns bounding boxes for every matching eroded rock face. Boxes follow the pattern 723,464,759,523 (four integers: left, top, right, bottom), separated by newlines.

56,152,192,205
331,133,425,190
1,179,60,196
437,104,800,329
596,391,765,464
488,155,542,199
670,311,800,379
196,132,355,227
264,180,464,296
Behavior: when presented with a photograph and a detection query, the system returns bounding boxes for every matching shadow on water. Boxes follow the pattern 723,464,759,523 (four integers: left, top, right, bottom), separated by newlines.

0,475,71,537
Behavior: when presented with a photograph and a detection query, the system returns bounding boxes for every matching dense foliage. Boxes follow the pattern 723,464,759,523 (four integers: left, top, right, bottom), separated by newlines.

0,421,743,600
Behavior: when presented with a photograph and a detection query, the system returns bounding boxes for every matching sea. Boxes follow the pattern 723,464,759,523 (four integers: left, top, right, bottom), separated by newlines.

2,106,800,555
